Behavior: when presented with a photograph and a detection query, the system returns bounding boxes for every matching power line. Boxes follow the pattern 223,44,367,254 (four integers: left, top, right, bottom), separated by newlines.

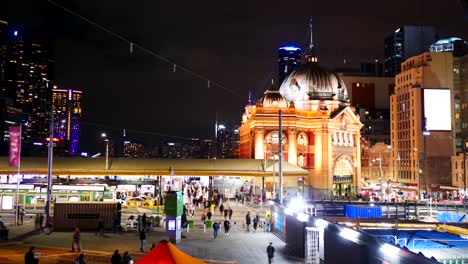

81,121,204,141
47,0,243,99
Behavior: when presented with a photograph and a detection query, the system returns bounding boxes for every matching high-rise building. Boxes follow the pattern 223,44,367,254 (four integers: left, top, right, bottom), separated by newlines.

384,26,437,77
5,28,53,147
338,72,394,145
215,125,240,159
278,46,301,85
390,52,454,193
52,89,82,155
124,141,144,158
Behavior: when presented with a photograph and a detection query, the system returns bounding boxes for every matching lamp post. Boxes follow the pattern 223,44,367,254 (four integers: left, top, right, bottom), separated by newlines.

374,155,383,197
463,141,467,205
423,130,430,199
101,133,109,170
396,153,401,184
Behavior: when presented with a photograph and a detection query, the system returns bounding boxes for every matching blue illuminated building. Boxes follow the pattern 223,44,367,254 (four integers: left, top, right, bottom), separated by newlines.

52,89,83,155
429,37,468,57
278,45,301,85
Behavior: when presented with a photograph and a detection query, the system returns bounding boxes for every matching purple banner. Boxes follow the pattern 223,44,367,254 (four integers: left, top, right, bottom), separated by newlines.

9,126,21,167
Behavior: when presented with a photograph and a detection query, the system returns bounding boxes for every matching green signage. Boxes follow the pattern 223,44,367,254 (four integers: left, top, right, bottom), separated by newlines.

164,191,183,217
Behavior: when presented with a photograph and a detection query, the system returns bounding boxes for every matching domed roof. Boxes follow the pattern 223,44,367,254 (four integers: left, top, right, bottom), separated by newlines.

260,90,288,108
279,63,348,102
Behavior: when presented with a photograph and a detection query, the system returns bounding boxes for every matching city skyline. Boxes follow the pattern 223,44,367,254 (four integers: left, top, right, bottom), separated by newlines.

1,0,467,154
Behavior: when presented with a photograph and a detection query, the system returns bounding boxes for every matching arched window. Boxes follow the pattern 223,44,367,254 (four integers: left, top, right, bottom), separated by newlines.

265,131,287,159
298,153,305,167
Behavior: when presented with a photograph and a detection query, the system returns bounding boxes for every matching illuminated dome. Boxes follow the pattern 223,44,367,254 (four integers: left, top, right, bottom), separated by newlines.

279,20,348,102
260,90,288,108
279,63,348,102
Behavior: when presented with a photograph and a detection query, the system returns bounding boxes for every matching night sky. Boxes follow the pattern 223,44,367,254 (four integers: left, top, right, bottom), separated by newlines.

1,0,467,153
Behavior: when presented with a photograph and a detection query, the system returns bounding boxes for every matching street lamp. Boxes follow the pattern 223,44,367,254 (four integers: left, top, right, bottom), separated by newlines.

463,141,467,205
373,155,383,197
101,133,109,170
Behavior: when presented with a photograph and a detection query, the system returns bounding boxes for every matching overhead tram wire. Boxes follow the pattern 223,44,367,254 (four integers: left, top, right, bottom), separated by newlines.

81,121,200,142
47,0,243,99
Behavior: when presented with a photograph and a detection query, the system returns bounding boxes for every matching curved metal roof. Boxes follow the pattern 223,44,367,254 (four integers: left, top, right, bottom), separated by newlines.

0,157,308,177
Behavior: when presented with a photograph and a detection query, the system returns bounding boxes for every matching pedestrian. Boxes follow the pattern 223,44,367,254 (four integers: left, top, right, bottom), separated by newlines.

223,219,230,236
24,246,37,264
207,210,212,220
74,253,86,264
96,219,104,236
267,242,275,264
39,214,44,232
219,204,224,215
19,208,25,225
253,214,259,232
139,229,146,252
228,207,233,220
245,212,251,232
233,221,237,232
113,215,120,233
72,227,81,252
142,213,147,231
213,221,220,239
34,214,41,231
201,211,207,224
224,209,228,219
111,249,122,264
122,251,133,264
137,215,142,231
265,215,271,232
46,216,53,235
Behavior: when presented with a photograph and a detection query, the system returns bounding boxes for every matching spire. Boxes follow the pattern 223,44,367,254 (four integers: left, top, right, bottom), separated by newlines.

248,89,253,105
271,78,275,90
306,19,318,64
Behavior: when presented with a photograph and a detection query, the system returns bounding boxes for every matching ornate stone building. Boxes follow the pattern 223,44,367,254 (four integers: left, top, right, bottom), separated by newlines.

239,28,363,199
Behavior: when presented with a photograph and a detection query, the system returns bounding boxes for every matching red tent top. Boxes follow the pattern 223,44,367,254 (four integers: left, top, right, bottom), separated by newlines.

136,240,206,264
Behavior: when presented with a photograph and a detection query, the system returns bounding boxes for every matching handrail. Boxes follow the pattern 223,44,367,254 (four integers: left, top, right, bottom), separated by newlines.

412,238,468,249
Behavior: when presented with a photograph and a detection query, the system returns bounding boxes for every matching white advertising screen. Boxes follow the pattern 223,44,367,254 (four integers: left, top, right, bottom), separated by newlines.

423,89,451,131
1,195,13,210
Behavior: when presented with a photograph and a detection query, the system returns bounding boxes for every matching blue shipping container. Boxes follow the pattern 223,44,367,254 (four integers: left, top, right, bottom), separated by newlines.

345,205,382,218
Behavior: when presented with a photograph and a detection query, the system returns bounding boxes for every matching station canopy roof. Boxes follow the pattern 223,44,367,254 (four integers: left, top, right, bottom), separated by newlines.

0,157,308,177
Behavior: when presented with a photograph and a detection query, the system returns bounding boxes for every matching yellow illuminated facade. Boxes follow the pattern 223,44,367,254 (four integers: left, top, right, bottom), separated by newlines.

390,52,454,190
240,63,363,199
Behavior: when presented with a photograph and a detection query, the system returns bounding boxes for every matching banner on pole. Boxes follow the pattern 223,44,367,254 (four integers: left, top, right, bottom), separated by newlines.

9,126,21,167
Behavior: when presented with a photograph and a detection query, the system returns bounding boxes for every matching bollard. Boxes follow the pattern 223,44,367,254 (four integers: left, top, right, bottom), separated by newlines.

187,224,190,233
203,223,206,233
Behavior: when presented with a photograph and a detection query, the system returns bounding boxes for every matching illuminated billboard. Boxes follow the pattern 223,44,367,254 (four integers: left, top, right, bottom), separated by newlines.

423,89,451,131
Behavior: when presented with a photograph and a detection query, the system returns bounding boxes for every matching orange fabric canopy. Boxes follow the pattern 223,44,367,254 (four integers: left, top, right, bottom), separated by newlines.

136,240,206,264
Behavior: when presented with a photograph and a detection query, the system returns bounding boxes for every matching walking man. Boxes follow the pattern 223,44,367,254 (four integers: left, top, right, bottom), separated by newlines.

267,242,275,264
245,212,251,232
253,214,259,232
111,249,122,264
223,219,230,236
213,221,220,239
228,207,233,220
72,227,81,252
219,204,224,215
95,219,104,236
139,229,146,252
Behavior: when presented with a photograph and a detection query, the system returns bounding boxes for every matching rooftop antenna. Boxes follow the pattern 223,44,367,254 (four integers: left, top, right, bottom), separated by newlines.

306,19,318,63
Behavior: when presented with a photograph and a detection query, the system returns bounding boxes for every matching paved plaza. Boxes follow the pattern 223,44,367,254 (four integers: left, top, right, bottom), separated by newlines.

0,202,303,264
